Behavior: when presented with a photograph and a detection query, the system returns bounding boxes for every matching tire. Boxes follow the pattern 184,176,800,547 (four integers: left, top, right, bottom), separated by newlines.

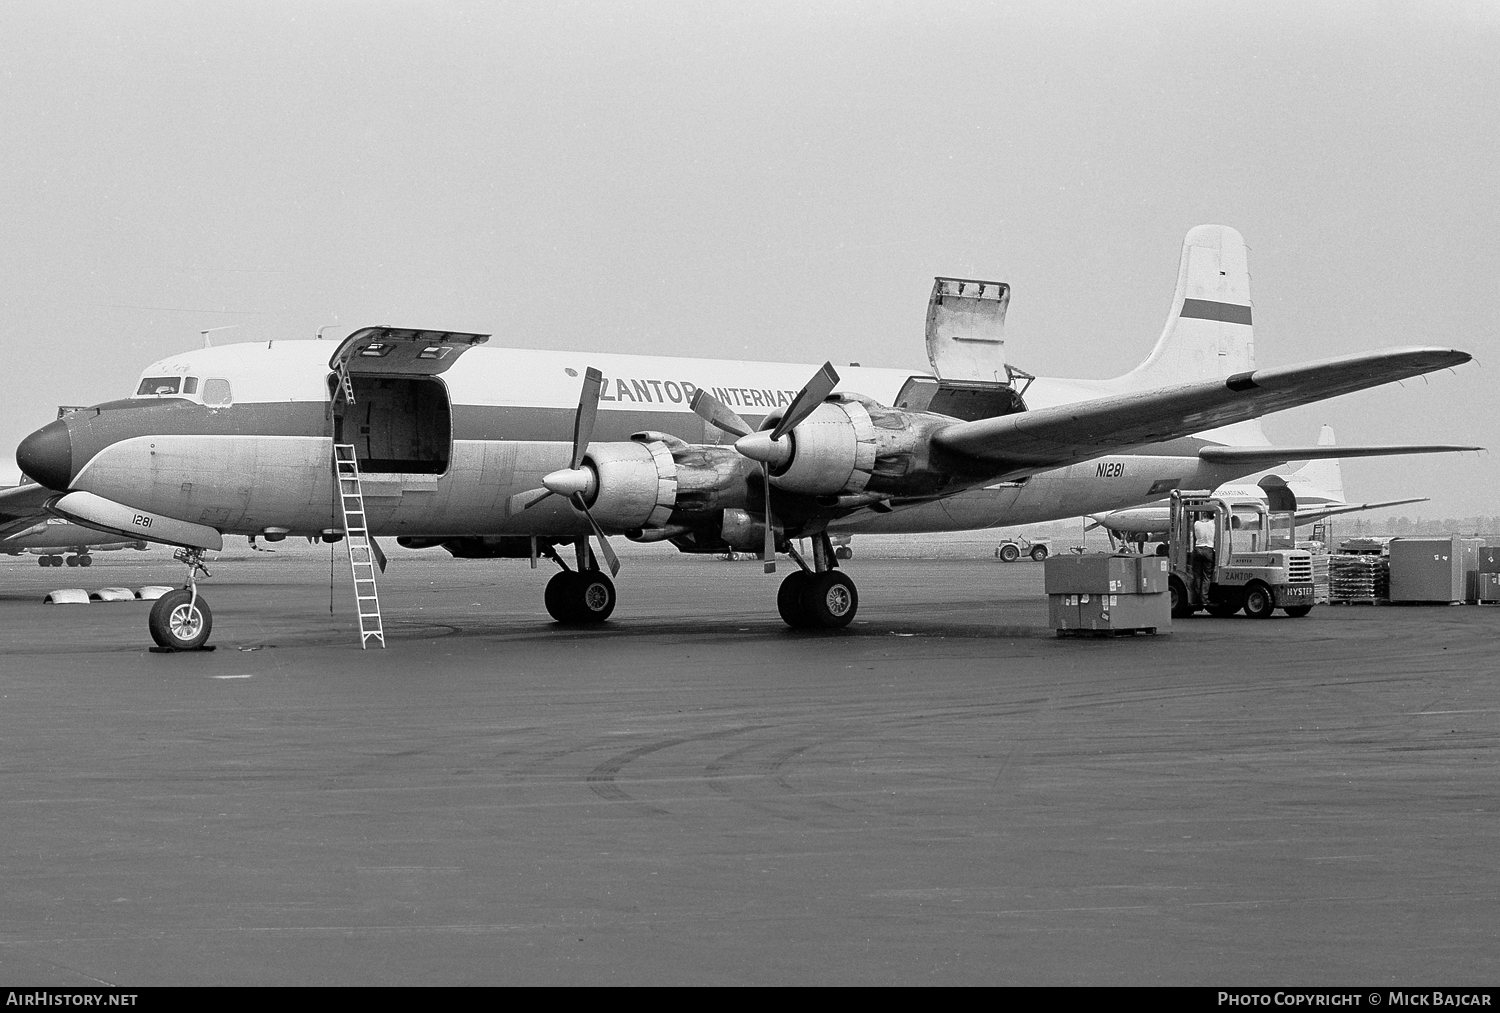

1169,576,1196,618
998,544,1020,562
1282,605,1313,618
78,555,92,568
148,589,213,650
777,571,814,628
1030,546,1048,561
802,571,858,629
544,571,578,623
545,571,616,624
65,556,79,567
1242,583,1276,620
573,572,616,624
834,546,853,560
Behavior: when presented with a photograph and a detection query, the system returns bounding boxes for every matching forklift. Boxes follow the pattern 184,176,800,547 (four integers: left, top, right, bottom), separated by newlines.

1167,487,1316,619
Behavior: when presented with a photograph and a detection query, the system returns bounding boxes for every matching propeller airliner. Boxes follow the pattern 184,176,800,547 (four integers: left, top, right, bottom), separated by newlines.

3,226,1477,648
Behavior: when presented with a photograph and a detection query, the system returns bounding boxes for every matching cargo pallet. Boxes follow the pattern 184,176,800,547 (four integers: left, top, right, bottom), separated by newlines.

1327,598,1386,606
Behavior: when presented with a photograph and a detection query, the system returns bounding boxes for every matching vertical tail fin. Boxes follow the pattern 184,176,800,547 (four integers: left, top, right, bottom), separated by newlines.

1289,425,1347,503
1119,225,1256,388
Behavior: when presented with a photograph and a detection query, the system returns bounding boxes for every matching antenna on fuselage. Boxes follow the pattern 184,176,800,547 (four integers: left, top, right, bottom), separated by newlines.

315,324,338,340
200,325,238,348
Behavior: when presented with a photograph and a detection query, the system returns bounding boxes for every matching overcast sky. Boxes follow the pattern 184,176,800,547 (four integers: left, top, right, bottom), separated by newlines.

2,1,1495,515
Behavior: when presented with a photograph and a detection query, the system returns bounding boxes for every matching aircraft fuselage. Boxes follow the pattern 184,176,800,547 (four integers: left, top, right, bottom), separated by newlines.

17,340,1261,545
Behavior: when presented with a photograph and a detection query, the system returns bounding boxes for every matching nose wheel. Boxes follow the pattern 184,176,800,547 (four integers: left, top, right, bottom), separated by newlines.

148,589,214,650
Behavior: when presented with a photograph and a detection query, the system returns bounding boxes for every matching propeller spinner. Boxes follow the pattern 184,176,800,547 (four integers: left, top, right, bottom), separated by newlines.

689,361,839,572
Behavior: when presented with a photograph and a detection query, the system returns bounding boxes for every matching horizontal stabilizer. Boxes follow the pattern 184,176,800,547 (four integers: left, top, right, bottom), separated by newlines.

1199,444,1480,465
1295,497,1427,524
931,346,1472,474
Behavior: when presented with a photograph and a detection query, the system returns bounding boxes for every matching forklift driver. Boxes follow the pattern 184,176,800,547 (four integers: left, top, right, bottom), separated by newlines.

1192,513,1217,597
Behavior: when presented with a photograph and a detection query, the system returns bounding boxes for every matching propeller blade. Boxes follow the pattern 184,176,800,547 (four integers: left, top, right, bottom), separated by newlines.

571,367,604,470
517,489,555,511
770,362,839,442
762,461,776,574
572,494,621,577
689,388,753,439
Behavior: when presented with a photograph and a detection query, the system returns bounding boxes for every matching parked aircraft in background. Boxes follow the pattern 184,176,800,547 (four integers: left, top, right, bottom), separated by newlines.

4,225,1476,649
0,476,148,566
1087,425,1433,545
0,510,147,566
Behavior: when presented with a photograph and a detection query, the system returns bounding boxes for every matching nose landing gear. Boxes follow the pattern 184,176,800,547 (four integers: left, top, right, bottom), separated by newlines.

148,548,215,651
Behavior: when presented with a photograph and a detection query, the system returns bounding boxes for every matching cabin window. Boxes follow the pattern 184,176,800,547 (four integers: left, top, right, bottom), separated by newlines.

202,378,233,406
136,376,181,396
183,377,199,395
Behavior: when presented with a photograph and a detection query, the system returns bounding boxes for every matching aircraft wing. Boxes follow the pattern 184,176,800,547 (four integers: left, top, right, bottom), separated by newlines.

1199,445,1480,465
930,347,1471,474
0,483,55,540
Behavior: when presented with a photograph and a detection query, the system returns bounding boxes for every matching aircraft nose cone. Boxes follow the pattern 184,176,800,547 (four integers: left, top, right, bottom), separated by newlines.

16,420,73,490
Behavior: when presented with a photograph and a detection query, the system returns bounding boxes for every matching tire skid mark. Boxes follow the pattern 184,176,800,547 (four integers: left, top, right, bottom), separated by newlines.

587,724,769,812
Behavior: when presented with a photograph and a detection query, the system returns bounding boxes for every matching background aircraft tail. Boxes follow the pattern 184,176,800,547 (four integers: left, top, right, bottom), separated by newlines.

1118,224,1255,389
1288,425,1347,502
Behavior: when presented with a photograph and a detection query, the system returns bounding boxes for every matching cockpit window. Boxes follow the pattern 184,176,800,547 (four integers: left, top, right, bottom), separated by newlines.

136,376,182,396
202,378,233,406
183,377,199,395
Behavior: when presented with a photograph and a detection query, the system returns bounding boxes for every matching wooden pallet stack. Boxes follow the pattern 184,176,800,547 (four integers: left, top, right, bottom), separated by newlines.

1328,554,1389,603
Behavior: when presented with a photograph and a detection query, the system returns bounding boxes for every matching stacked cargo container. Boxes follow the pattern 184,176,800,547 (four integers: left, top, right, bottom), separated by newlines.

1479,547,1500,604
1044,553,1170,636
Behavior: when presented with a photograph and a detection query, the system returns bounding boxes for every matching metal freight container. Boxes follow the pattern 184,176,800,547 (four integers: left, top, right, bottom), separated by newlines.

1388,537,1466,604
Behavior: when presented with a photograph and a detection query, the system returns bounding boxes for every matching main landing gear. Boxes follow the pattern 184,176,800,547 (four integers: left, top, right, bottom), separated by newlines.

37,553,90,567
148,548,214,651
777,532,859,630
542,541,616,625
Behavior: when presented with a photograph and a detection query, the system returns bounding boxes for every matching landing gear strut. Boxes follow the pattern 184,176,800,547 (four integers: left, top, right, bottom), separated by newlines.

542,541,616,625
777,532,858,630
148,548,214,651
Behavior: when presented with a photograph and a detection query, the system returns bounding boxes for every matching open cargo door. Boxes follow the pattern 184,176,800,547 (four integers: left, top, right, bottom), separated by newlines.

328,326,490,475
925,277,1010,382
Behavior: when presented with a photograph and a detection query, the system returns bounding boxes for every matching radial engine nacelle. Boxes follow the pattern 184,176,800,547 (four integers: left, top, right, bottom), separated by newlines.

736,395,943,498
544,434,756,532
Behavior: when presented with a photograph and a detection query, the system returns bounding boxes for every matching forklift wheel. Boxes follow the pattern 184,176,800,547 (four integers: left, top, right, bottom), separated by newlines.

1242,583,1276,619
1282,605,1313,618
1169,577,1196,618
